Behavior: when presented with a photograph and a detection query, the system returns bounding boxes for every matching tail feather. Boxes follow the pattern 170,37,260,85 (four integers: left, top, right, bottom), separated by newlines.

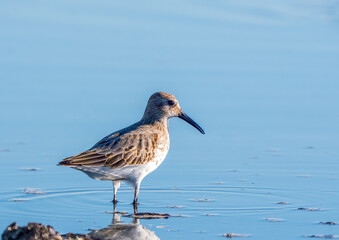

57,156,74,166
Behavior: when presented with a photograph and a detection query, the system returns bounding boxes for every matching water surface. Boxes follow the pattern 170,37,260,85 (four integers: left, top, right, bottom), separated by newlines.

1,1,339,239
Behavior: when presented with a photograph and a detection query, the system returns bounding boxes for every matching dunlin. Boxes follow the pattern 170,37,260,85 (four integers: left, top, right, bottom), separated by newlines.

58,92,204,209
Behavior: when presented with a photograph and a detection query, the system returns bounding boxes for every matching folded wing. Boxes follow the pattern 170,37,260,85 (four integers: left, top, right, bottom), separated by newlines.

58,132,159,169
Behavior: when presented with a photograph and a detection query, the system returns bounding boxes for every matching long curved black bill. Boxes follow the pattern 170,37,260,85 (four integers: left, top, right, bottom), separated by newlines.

178,111,205,134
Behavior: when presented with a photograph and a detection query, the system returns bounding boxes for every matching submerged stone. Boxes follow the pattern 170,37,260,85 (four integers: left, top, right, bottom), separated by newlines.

304,234,339,239
127,212,170,219
319,222,338,225
222,233,250,238
298,207,322,211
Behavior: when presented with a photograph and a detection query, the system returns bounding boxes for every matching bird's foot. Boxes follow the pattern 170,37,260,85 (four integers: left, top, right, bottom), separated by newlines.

132,201,138,214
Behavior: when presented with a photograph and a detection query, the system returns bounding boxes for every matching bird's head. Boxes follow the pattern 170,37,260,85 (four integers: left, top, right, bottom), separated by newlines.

142,92,205,134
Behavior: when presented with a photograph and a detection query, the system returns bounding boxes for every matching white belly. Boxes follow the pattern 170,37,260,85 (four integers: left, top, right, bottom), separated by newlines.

74,148,168,184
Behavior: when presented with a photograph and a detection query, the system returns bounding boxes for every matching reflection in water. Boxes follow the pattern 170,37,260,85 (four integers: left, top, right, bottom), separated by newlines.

88,205,160,240
89,220,159,240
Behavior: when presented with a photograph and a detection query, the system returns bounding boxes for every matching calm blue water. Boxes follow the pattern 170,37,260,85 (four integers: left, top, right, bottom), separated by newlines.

1,1,339,239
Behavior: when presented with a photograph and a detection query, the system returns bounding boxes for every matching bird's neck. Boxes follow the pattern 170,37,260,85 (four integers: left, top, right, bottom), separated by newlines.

140,114,169,133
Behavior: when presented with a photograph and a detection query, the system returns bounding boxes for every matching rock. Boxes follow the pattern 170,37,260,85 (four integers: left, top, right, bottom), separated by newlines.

2,222,62,240
62,232,93,240
89,224,159,240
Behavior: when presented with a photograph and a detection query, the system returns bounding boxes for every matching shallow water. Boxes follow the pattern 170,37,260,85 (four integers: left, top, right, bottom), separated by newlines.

1,1,339,239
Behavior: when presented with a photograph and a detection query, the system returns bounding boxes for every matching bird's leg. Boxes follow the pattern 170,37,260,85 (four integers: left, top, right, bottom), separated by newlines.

133,184,140,205
133,201,138,214
112,208,120,224
133,183,140,214
132,217,139,224
112,181,117,203
112,181,120,204
112,198,117,213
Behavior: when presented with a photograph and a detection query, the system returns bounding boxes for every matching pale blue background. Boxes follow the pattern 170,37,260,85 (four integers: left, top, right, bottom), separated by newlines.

1,1,339,239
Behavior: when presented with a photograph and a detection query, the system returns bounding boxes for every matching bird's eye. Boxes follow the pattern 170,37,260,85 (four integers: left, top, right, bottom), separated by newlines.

167,100,175,106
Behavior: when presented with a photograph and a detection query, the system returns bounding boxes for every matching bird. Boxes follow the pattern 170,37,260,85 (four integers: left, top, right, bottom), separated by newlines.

58,92,205,209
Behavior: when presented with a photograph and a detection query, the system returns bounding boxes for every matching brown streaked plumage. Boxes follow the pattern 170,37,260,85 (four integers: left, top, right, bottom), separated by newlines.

61,132,160,168
58,92,205,211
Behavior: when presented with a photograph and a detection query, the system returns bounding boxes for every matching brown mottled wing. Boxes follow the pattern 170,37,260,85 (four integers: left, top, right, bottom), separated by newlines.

59,132,159,169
